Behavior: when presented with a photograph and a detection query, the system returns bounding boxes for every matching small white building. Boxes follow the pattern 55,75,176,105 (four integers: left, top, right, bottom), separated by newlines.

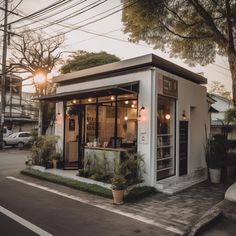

40,54,210,194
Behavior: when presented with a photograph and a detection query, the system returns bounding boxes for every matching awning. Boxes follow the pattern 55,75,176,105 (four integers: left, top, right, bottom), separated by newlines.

34,81,139,102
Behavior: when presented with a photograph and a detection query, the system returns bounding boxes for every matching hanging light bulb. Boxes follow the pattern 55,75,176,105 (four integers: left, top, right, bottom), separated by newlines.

88,98,92,103
125,100,129,104
72,99,77,104
131,104,135,108
124,116,128,121
165,114,171,120
111,96,115,101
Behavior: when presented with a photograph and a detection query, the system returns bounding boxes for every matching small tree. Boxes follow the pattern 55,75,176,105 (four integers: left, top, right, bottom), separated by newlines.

60,50,120,74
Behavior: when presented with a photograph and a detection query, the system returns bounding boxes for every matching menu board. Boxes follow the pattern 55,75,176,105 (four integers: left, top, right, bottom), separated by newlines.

179,121,188,175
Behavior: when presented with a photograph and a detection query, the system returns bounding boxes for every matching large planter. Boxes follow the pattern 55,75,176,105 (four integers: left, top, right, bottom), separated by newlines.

52,160,58,169
112,189,125,205
209,168,221,183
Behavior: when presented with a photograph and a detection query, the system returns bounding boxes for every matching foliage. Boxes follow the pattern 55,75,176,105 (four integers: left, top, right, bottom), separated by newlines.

209,81,231,100
111,174,127,190
29,135,59,167
125,186,157,202
119,152,145,185
21,168,113,199
60,50,120,74
51,152,62,161
225,107,236,124
81,153,112,182
122,0,236,104
205,134,228,169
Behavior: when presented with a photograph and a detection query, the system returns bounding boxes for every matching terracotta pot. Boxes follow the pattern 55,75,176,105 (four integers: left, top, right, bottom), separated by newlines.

112,189,125,205
52,160,58,169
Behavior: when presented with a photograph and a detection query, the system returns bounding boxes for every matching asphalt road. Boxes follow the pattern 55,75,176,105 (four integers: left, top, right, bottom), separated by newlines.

0,149,177,236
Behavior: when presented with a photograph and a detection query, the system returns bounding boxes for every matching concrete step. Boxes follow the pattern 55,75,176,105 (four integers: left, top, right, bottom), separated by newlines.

158,176,207,195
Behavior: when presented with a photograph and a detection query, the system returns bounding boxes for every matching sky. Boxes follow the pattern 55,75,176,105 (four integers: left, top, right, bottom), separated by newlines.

1,0,232,93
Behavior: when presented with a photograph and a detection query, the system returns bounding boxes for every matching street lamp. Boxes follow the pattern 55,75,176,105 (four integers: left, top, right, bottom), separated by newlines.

34,72,47,136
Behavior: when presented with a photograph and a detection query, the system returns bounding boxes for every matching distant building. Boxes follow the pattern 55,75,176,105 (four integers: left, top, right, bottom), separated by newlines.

1,73,38,133
209,93,236,139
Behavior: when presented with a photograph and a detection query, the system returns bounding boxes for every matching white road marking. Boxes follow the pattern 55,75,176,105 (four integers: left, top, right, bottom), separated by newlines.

0,205,53,236
7,176,184,235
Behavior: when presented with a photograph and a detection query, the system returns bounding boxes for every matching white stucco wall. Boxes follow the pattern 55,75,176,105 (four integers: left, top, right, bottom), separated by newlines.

55,68,154,185
156,69,209,176
55,66,209,186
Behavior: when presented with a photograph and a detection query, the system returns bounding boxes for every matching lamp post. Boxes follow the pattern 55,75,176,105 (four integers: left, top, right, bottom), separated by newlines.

33,72,47,136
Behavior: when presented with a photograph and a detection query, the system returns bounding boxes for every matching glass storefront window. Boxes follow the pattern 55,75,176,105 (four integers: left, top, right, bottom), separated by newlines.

157,95,175,180
117,100,137,148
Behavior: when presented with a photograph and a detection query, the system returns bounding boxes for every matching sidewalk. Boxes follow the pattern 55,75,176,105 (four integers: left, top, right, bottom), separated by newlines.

18,168,235,235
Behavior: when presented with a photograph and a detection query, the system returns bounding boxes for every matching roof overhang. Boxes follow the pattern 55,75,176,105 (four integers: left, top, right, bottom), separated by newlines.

34,81,139,102
53,54,207,85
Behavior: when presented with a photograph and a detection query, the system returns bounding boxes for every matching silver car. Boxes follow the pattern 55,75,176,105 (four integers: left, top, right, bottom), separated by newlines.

3,132,32,148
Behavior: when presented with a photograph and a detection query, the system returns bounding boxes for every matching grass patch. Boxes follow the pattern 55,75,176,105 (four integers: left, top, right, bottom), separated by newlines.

125,186,157,202
21,168,157,202
21,168,113,199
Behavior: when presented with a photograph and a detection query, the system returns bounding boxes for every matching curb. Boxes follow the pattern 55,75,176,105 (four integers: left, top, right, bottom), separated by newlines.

188,201,224,236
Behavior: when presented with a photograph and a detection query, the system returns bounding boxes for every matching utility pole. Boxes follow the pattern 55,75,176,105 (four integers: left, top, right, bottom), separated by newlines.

0,0,8,149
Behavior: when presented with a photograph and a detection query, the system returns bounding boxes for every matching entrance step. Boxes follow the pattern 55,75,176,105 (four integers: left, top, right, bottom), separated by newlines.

156,168,207,195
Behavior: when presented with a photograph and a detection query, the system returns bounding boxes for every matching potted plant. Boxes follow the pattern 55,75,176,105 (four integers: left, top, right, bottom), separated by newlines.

206,134,227,183
111,173,127,204
51,153,62,169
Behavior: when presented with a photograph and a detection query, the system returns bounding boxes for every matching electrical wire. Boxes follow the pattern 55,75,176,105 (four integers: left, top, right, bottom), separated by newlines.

18,0,107,33
5,0,73,26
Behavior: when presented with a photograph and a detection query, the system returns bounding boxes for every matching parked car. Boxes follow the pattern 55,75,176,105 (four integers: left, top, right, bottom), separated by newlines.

3,132,32,148
3,127,12,137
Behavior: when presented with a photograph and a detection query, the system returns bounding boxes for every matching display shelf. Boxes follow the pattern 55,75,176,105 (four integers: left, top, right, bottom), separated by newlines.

157,166,173,172
157,157,172,161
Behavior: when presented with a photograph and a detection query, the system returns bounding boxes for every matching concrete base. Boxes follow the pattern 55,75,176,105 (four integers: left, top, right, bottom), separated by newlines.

156,167,207,195
225,182,236,202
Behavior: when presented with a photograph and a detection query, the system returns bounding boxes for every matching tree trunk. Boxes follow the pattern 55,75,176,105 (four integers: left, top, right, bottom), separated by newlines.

228,52,236,106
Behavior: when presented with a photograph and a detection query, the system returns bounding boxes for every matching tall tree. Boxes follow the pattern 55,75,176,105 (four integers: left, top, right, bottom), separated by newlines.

122,0,236,104
60,50,120,74
9,30,65,134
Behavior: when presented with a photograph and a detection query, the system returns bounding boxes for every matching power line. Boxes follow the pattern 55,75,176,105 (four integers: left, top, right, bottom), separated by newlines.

4,0,73,26
40,0,138,42
18,0,107,33
15,0,87,30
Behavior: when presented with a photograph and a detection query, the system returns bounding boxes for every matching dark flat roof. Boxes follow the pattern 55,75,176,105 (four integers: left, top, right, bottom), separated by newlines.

53,54,207,85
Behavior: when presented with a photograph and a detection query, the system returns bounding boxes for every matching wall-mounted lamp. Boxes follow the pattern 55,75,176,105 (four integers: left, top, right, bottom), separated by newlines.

137,105,145,121
182,110,187,121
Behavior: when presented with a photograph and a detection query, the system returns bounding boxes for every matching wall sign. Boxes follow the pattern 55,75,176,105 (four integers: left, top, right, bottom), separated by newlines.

139,128,148,144
158,75,178,98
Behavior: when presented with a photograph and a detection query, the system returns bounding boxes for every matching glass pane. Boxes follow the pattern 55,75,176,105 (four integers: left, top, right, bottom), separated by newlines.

85,105,96,143
98,103,115,147
157,95,175,180
117,100,137,148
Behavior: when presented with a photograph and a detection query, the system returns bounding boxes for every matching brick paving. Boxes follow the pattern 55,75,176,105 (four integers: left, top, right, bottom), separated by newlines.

15,173,235,235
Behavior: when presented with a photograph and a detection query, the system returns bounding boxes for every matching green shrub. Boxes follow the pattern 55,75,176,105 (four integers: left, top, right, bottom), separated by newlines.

29,135,59,167
125,186,157,202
